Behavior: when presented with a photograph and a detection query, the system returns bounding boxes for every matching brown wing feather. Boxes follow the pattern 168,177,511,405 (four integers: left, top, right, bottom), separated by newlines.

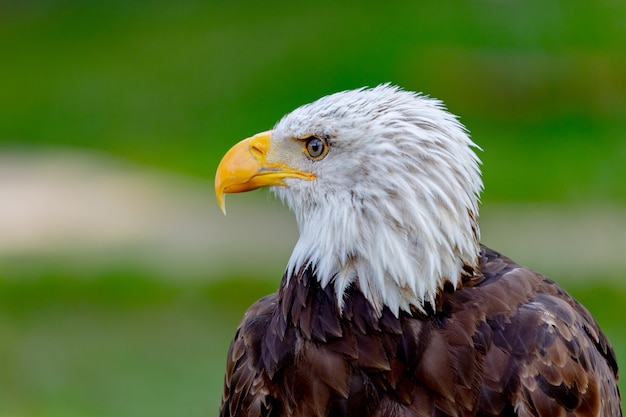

220,246,622,416
476,247,621,417
220,294,281,417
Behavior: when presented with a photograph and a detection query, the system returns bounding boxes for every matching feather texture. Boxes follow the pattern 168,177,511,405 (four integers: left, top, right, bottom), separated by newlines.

269,85,482,316
220,246,621,417
216,85,621,416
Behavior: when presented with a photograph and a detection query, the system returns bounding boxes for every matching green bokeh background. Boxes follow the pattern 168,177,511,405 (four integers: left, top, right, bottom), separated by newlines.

1,1,625,416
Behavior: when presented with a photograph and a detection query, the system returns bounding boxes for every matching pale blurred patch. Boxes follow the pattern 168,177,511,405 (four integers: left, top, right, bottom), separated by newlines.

481,204,626,283
0,148,624,283
0,148,296,280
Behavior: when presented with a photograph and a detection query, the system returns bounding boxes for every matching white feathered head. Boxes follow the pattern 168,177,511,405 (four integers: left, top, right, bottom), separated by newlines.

216,85,483,316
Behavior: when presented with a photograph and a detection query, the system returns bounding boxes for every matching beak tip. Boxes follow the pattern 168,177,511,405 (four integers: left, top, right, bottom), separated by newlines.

216,188,227,215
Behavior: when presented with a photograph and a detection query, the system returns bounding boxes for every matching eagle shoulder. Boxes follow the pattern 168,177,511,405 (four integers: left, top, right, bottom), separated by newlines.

474,246,621,417
220,247,621,417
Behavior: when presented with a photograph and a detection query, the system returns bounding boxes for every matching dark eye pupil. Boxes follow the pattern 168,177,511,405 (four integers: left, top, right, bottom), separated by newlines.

307,138,325,158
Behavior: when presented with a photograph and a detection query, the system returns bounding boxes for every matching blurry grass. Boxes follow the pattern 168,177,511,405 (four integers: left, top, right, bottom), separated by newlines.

1,0,625,203
0,271,623,416
0,1,625,415
0,271,278,417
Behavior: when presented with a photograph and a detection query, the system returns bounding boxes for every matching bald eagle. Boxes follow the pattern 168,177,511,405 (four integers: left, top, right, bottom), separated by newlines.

214,85,621,417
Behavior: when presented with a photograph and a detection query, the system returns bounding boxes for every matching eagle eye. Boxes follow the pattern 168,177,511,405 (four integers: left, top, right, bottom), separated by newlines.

304,136,328,160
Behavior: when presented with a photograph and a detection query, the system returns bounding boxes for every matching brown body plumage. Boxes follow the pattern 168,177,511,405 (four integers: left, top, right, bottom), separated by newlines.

221,246,620,417
215,86,621,417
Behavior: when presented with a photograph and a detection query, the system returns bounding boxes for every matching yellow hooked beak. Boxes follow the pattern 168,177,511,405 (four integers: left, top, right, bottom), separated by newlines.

215,130,316,214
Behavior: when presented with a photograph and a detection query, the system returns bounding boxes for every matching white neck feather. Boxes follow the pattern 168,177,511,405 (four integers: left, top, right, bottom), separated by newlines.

272,85,483,317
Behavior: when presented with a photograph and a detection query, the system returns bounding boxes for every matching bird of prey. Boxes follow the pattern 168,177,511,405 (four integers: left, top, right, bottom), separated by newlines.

214,85,621,417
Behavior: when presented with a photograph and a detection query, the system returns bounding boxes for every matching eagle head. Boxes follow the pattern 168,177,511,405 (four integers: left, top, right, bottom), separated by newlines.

215,84,483,316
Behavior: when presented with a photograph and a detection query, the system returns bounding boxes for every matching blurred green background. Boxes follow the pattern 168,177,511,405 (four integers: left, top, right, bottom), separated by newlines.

1,1,625,415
